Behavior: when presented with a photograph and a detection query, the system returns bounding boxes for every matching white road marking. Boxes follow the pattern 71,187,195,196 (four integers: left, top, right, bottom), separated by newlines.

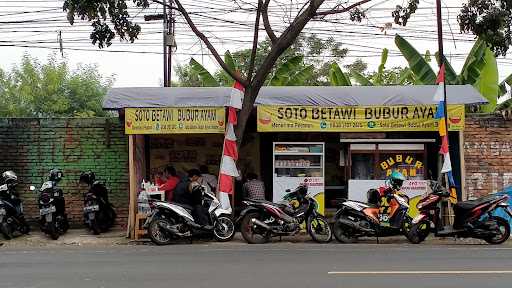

328,271,512,275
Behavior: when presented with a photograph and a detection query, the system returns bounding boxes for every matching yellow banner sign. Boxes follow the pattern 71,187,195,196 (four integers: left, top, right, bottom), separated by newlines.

125,107,225,134
257,105,464,132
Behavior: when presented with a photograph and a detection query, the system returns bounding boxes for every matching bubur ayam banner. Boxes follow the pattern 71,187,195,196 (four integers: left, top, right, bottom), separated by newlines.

257,105,464,132
125,107,225,134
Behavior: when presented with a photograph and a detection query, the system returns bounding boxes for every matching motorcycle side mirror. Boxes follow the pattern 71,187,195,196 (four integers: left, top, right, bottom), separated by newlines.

29,185,36,192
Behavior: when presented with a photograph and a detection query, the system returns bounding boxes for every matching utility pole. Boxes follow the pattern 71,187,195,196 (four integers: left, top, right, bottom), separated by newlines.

163,0,168,87
144,1,177,87
436,0,454,226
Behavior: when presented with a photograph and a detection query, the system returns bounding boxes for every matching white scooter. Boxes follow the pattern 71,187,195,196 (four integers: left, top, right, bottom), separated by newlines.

144,186,235,245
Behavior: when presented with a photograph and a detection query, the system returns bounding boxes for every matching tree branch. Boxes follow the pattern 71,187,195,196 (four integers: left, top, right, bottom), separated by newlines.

247,0,262,81
250,0,324,91
315,0,372,16
172,0,248,86
262,0,277,44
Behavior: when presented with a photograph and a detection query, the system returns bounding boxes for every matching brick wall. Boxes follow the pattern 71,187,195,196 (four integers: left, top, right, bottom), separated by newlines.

464,115,512,199
0,118,129,228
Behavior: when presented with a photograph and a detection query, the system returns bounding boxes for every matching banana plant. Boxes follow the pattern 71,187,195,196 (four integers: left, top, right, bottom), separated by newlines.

329,62,351,86
190,53,313,87
268,55,314,86
331,48,416,86
395,34,511,112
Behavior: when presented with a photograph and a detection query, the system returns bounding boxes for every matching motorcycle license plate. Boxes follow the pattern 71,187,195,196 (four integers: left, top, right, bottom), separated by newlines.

412,215,424,224
0,208,5,215
83,205,99,213
40,206,56,215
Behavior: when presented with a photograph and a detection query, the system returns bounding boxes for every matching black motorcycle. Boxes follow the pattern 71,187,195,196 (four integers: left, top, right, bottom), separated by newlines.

0,171,30,240
30,169,69,240
238,184,332,244
79,171,116,235
408,180,512,244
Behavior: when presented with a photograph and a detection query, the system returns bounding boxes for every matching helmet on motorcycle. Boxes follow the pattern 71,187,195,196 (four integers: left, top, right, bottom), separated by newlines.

2,170,18,187
79,171,96,185
49,168,63,182
388,170,406,190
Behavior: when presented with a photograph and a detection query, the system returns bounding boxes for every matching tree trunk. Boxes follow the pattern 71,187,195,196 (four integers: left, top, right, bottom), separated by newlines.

235,86,261,146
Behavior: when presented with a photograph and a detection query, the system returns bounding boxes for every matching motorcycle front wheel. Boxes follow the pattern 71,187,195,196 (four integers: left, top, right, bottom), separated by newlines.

240,212,271,244
47,221,60,240
89,215,101,235
408,219,430,244
1,222,13,240
148,217,174,245
213,215,235,242
307,215,332,243
333,215,357,243
484,216,510,245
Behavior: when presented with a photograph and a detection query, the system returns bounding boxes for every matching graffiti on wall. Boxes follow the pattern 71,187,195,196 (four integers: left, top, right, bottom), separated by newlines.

464,141,512,156
466,172,512,199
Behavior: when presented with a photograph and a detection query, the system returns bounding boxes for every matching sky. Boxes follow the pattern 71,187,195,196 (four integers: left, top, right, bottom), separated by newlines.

1,0,512,92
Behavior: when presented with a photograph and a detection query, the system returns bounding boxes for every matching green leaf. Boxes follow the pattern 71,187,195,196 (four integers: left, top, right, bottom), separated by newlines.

499,73,512,96
224,50,236,72
286,65,314,86
351,71,373,86
395,35,436,84
329,62,351,86
460,39,487,85
189,58,219,87
496,98,512,110
269,55,304,86
434,52,458,84
374,48,389,85
398,68,416,85
474,47,499,112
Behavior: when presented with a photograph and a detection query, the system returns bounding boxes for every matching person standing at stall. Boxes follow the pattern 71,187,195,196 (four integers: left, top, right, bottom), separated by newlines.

159,166,180,202
243,173,265,200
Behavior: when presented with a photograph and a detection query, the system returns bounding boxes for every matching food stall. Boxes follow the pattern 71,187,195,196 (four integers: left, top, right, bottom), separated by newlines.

103,85,487,237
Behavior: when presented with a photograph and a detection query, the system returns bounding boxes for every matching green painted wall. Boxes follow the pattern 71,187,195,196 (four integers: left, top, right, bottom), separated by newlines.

0,118,129,227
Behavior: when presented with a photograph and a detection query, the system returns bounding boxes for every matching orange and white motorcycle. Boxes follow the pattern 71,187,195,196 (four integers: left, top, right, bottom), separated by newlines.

333,189,412,243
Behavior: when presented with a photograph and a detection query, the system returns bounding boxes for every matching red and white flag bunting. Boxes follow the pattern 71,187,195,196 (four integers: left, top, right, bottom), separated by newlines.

218,81,244,211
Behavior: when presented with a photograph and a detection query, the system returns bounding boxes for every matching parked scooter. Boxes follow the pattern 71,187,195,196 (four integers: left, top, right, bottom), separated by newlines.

0,171,30,239
144,185,235,245
332,171,412,243
30,169,69,240
408,180,512,244
238,184,332,244
79,171,117,235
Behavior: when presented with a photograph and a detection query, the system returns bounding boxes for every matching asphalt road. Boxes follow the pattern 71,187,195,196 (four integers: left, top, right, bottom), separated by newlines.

1,240,512,288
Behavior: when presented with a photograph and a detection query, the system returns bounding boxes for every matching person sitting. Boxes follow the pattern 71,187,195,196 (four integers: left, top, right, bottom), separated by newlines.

187,169,211,229
159,166,180,202
243,172,265,200
199,165,217,193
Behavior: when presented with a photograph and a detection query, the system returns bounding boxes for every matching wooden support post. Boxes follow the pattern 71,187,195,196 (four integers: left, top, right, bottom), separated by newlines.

127,135,137,239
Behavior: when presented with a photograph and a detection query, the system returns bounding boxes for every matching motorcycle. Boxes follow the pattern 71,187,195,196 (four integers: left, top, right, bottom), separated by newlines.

144,185,235,245
30,169,69,240
79,171,117,235
408,180,512,244
238,184,332,244
332,188,412,243
0,171,30,240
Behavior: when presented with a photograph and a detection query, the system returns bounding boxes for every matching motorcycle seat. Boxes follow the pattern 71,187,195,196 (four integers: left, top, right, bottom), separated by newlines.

172,202,194,211
454,195,498,211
